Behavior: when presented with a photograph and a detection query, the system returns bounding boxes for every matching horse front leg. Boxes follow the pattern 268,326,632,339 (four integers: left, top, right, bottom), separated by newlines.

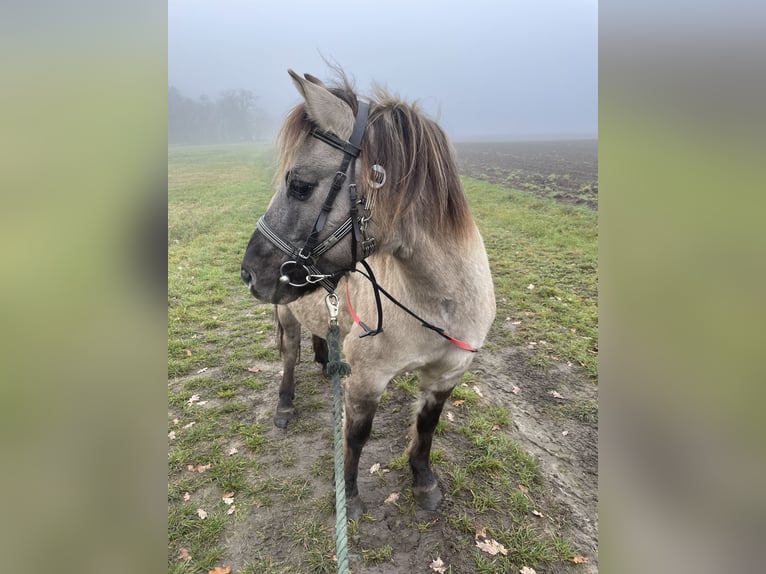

274,305,301,429
408,384,455,511
342,379,386,520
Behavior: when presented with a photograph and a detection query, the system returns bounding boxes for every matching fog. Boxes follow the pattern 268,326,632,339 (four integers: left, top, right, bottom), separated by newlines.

169,0,597,141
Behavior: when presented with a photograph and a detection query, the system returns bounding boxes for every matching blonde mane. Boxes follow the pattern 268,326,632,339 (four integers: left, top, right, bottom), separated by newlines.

276,75,473,245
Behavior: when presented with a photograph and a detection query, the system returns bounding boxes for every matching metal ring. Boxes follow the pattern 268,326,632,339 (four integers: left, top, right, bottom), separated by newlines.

370,164,386,189
279,260,309,287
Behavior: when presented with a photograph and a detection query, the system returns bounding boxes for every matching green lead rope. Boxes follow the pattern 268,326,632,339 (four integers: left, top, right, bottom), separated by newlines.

325,294,351,574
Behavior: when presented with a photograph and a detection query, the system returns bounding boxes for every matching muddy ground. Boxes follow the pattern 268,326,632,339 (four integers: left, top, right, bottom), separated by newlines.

218,333,597,574
453,140,598,210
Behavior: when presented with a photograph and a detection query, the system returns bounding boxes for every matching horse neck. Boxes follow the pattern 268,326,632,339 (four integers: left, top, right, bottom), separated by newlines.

384,221,486,304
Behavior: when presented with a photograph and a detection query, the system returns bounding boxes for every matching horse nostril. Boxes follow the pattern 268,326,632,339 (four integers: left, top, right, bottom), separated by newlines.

241,267,253,285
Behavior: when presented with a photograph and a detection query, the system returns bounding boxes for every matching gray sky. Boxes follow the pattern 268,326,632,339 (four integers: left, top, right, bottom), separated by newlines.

169,0,597,140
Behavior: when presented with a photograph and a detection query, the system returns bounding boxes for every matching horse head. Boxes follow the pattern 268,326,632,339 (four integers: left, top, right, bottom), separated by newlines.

241,70,373,304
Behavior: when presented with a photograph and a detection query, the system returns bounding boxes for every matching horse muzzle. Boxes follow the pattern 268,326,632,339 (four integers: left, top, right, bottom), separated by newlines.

241,262,317,305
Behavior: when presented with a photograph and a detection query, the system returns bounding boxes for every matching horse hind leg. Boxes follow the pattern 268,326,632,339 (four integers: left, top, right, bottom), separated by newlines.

407,379,456,511
274,305,301,429
311,335,328,376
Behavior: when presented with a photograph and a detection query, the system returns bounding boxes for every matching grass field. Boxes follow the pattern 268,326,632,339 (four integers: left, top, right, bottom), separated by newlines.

168,144,597,573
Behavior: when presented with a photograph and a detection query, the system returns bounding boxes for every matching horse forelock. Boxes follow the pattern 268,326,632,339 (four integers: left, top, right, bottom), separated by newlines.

275,74,474,245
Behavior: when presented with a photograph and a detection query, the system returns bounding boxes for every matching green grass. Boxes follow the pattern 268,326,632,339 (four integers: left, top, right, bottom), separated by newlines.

463,178,598,380
167,144,596,573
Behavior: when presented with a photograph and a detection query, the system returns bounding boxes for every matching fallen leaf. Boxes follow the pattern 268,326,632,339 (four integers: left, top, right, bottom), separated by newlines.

572,555,589,564
188,394,201,404
182,421,196,429
562,430,569,436
208,567,231,574
172,418,179,425
196,367,208,374
429,557,447,573
518,484,529,494
532,509,544,517
183,492,191,502
452,399,465,407
384,492,400,504
475,538,508,556
177,547,192,562
223,491,234,498
188,463,211,473
475,527,487,539
223,497,234,505
168,431,176,440
226,505,236,515
196,508,208,519
472,385,484,397
185,349,192,356
520,567,537,574
512,385,521,395
246,366,261,373
491,424,501,431
227,447,238,456
548,390,564,399
446,412,455,422
369,463,381,474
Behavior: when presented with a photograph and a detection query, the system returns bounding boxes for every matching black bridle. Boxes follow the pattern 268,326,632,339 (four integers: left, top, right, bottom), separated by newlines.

255,99,383,328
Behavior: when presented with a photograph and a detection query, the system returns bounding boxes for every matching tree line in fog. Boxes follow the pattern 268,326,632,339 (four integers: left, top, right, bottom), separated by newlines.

168,86,275,145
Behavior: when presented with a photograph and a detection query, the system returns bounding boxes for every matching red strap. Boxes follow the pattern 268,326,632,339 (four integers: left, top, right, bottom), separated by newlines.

443,334,478,353
345,282,373,334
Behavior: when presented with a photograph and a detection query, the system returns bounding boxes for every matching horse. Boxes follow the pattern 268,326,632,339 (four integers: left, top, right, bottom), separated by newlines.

240,69,496,519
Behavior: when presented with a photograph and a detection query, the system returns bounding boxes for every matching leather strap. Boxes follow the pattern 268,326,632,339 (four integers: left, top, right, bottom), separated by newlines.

299,100,371,261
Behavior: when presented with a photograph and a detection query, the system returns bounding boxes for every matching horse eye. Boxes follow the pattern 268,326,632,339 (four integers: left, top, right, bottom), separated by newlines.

286,176,316,201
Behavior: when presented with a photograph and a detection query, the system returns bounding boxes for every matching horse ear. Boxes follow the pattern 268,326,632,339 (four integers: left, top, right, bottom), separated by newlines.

288,69,354,139
303,73,326,87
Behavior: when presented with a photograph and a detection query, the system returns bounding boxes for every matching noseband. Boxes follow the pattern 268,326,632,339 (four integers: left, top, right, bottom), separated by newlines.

256,98,374,293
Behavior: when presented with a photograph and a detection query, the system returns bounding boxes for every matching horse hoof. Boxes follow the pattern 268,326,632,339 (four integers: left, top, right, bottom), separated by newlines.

413,482,443,511
274,409,294,429
346,495,366,521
